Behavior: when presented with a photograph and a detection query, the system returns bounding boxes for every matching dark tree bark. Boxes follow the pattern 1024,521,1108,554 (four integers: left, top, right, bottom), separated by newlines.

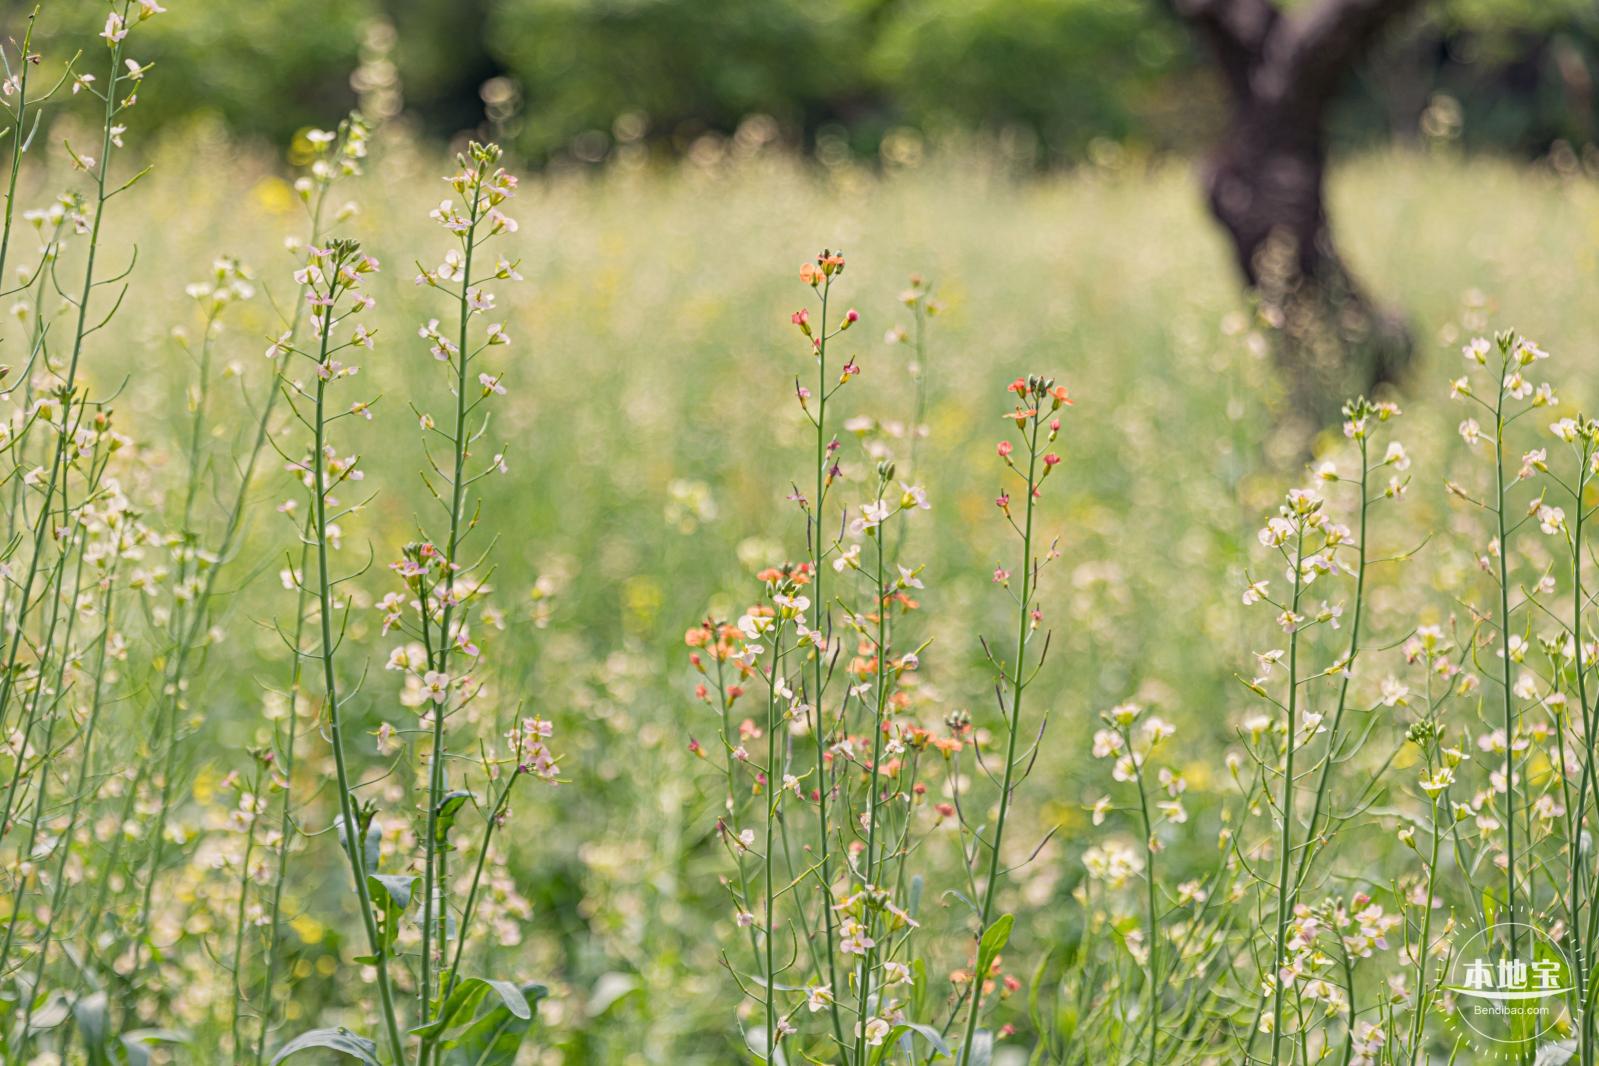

1171,0,1424,422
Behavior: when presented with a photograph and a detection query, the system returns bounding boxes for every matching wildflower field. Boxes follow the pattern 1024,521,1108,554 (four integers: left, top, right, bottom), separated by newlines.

6,6,1599,1065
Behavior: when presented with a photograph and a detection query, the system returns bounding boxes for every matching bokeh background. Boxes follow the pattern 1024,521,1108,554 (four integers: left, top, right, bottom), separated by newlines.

9,0,1599,164
5,0,1599,1061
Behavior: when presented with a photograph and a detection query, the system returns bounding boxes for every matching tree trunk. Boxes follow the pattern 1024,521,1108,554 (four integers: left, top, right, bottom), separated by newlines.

1172,0,1423,425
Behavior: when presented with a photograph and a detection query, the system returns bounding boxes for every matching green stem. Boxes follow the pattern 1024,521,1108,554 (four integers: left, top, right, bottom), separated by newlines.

957,412,1042,1064
1492,364,1520,957
1268,522,1307,1066
1130,742,1159,1065
255,531,314,1066
417,167,483,1061
854,492,892,1064
1294,433,1371,891
764,623,787,1063
808,281,847,1048
311,288,406,1065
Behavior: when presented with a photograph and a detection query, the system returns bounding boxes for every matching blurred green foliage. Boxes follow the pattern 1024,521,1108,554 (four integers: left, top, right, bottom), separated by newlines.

17,0,377,145
7,0,1598,159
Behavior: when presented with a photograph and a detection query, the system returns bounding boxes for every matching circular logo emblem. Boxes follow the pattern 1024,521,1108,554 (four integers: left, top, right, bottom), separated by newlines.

1444,920,1574,1053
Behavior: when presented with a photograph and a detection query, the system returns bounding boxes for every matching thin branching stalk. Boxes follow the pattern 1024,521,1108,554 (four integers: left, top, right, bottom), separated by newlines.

958,374,1068,1064
304,238,405,1062
1269,521,1307,1066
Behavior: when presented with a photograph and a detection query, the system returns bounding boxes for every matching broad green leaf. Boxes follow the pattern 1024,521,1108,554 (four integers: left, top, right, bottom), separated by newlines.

361,873,418,958
73,991,110,1064
910,957,928,1017
976,913,1014,976
72,997,108,1054
870,1021,948,1064
1538,1040,1578,1066
437,981,547,1066
434,789,474,848
371,873,418,911
586,972,638,1017
270,1026,381,1065
336,816,381,873
413,976,534,1041
121,1030,189,1066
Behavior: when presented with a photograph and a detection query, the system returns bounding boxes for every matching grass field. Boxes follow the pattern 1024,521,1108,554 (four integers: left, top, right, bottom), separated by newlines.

7,115,1599,1063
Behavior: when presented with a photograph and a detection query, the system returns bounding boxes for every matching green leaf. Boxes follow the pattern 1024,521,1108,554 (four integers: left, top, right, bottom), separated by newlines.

881,1021,949,1061
365,873,418,956
414,976,535,1041
120,1030,189,1066
434,981,547,1066
976,912,1014,976
434,789,474,849
270,1026,382,1065
336,816,381,872
910,957,928,1017
371,873,418,911
585,972,639,1017
73,992,110,1065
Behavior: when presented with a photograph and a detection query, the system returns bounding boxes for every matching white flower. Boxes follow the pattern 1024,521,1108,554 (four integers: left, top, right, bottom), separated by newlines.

1141,716,1175,742
850,500,893,534
1091,729,1123,759
1418,768,1454,797
1082,840,1143,887
1462,337,1490,364
1514,338,1549,364
840,920,875,955
1259,516,1295,547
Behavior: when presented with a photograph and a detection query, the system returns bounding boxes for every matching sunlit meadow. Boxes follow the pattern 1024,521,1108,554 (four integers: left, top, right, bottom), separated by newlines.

5,6,1599,1065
